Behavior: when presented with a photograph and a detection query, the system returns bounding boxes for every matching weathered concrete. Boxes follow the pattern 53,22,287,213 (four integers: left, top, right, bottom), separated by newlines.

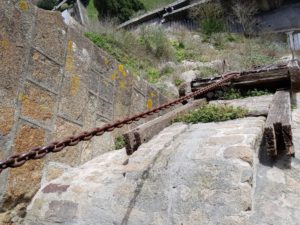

24,117,266,225
124,99,206,155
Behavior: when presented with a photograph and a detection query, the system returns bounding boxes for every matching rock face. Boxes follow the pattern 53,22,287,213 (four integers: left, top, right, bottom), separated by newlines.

24,117,266,225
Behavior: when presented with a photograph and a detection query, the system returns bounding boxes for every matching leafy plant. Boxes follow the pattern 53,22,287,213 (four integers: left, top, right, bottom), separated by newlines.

146,67,161,83
115,136,126,150
174,104,248,124
246,89,270,97
220,88,271,100
174,77,184,87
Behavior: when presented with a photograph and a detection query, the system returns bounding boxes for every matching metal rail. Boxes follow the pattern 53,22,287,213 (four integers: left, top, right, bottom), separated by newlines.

0,72,240,174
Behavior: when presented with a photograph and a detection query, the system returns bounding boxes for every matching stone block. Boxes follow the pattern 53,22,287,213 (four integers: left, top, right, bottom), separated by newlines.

83,93,97,129
223,146,253,165
0,107,15,136
99,76,114,103
33,9,67,63
48,117,82,167
130,88,146,125
59,76,88,123
3,123,46,209
98,98,113,120
65,29,94,81
86,70,99,94
43,162,71,184
113,65,134,120
92,115,115,158
0,4,34,107
29,50,63,92
20,82,55,126
92,45,114,74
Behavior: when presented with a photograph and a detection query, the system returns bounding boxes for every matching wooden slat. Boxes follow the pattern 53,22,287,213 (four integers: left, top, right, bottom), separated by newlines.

263,90,294,157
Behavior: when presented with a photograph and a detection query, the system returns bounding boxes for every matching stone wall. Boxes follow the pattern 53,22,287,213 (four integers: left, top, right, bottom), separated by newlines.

0,0,169,221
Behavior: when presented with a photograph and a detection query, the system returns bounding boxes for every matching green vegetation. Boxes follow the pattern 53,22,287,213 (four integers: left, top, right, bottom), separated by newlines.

174,77,184,87
37,0,56,10
85,27,174,84
87,0,98,19
198,67,219,78
140,0,175,11
174,105,248,124
221,88,271,100
140,26,174,60
93,0,145,22
115,136,126,150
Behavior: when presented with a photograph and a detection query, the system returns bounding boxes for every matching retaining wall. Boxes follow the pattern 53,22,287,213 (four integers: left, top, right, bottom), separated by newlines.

0,0,169,218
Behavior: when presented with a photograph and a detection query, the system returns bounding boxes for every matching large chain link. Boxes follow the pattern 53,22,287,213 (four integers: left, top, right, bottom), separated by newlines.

0,72,240,173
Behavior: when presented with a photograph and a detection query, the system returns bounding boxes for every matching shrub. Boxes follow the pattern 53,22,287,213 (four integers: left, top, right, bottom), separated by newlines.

140,26,174,60
232,0,258,36
219,88,271,100
222,88,242,100
93,0,145,22
37,0,57,10
174,105,248,124
201,19,224,36
190,2,225,36
115,136,126,150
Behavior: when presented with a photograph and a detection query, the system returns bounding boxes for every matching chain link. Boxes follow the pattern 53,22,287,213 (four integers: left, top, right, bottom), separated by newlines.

0,72,240,173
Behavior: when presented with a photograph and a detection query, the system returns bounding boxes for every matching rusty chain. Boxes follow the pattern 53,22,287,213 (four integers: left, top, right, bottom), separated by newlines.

0,72,240,173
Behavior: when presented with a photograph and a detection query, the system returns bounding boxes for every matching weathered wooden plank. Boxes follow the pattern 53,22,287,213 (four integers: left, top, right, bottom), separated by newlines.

191,66,289,91
263,90,294,157
288,60,300,104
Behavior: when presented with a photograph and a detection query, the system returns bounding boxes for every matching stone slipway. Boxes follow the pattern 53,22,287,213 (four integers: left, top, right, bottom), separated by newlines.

24,116,266,225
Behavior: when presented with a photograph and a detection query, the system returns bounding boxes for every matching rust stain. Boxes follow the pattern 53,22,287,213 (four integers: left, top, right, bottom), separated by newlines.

70,75,80,96
19,0,29,11
43,183,70,194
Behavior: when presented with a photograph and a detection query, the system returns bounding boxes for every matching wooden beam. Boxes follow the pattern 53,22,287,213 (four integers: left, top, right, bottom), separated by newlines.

263,90,294,157
288,60,300,93
191,65,290,100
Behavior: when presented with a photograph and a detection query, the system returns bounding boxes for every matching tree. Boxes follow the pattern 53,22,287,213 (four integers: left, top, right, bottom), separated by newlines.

232,0,258,35
93,0,145,22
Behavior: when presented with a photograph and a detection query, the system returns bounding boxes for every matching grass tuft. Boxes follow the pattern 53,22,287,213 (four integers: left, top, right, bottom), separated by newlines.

174,104,248,124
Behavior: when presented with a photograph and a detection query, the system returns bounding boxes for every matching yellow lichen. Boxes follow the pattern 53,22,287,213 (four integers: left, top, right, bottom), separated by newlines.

104,57,109,65
0,40,9,49
19,0,29,11
119,80,126,89
111,73,117,80
118,64,124,73
70,75,80,96
147,99,153,109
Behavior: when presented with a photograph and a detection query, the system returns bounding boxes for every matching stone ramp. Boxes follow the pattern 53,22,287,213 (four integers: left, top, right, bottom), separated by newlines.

249,93,300,225
24,117,265,225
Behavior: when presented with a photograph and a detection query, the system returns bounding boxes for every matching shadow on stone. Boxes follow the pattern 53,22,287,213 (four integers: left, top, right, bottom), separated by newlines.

259,138,292,169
